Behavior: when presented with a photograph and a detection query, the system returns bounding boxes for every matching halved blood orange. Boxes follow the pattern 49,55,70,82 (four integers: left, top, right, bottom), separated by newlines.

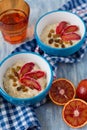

62,99,87,128
49,78,76,105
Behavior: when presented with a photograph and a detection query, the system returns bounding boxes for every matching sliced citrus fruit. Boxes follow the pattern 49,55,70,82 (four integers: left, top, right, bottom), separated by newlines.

61,32,81,41
19,62,35,77
56,21,68,35
20,77,41,91
49,78,76,105
63,25,79,34
62,99,87,128
24,70,46,79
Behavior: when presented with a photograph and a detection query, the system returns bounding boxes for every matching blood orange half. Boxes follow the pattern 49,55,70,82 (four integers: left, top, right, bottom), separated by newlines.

62,99,87,128
49,78,76,105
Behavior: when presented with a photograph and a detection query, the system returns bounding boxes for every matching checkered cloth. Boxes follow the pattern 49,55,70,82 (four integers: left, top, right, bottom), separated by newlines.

0,0,87,130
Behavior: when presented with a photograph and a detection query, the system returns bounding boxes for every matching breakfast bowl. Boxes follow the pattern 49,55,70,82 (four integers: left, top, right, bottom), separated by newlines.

35,10,86,56
0,52,53,105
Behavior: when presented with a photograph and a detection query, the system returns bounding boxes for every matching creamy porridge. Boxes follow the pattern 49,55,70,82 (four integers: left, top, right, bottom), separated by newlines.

40,22,81,48
3,61,47,98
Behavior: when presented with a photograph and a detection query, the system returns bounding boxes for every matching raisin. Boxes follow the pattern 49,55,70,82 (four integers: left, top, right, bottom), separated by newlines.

65,41,69,44
30,86,34,90
20,85,25,88
13,82,17,87
70,41,73,45
48,39,53,44
8,74,14,79
53,34,59,38
48,33,51,38
8,74,17,81
50,29,54,33
54,43,59,47
55,39,60,43
14,71,19,78
11,68,16,73
61,44,65,48
16,66,21,71
58,39,63,44
22,88,28,92
13,78,17,82
17,87,22,91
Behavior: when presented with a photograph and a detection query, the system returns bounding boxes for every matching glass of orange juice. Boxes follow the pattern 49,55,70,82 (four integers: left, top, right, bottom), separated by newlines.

0,0,30,44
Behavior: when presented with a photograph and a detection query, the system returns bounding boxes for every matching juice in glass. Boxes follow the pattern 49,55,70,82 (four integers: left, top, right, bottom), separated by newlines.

0,0,30,44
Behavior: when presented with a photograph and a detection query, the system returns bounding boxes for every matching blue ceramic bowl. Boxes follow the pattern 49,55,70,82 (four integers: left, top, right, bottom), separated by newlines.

0,52,53,105
35,10,86,56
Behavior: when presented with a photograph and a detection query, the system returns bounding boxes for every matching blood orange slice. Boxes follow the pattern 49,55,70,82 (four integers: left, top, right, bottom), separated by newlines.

20,77,41,91
49,78,76,105
63,25,79,34
56,21,68,35
62,99,87,128
19,62,35,77
24,70,46,79
61,33,81,41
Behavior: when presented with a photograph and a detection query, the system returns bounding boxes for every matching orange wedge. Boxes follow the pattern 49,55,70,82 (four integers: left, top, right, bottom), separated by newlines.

62,99,87,128
49,78,76,105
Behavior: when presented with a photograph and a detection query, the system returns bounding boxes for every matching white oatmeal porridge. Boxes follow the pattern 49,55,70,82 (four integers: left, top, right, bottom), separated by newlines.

3,61,47,98
40,23,81,48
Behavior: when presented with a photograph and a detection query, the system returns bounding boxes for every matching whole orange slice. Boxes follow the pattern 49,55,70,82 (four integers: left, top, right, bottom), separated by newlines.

62,99,87,128
49,78,76,105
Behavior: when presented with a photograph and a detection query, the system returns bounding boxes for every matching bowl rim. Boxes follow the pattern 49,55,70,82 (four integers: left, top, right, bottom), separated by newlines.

0,51,53,101
35,10,86,51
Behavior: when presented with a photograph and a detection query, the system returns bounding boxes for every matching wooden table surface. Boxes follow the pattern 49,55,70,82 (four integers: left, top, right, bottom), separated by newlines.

0,0,87,130
35,57,87,130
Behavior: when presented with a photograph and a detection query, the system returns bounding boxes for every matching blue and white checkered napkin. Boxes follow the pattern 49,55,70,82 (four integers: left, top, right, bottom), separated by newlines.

0,0,87,130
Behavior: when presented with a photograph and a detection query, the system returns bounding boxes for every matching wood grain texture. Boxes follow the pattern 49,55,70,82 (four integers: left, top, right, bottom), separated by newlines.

35,53,87,130
0,0,68,61
34,1,87,129
1,0,87,130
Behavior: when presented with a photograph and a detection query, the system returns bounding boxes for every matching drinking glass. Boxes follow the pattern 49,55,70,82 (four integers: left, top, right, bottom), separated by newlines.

0,0,30,44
